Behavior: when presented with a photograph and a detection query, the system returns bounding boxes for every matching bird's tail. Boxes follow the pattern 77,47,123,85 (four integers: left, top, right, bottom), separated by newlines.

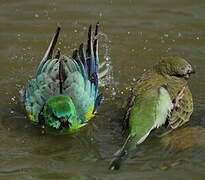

109,135,135,170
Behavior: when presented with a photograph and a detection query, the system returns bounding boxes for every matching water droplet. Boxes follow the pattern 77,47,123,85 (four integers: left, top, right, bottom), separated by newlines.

17,34,21,40
34,14,39,18
178,32,182,37
11,96,16,102
105,56,110,61
133,77,137,82
164,34,169,38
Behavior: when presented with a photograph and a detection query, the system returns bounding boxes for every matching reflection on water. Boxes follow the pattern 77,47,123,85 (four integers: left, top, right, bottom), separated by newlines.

0,0,205,179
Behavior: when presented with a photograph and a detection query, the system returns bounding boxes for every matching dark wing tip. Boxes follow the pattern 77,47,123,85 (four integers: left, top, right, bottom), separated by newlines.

109,158,121,170
94,23,99,56
72,49,78,59
88,24,92,36
79,43,84,49
56,26,61,33
47,26,61,60
95,22,99,35
87,24,92,53
54,26,61,43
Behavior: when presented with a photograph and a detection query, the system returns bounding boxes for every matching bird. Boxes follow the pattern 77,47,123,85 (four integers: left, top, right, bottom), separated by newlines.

23,23,108,134
109,56,195,170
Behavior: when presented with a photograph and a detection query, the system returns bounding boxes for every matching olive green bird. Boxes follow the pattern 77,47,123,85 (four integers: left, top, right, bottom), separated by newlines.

23,23,108,134
109,56,195,170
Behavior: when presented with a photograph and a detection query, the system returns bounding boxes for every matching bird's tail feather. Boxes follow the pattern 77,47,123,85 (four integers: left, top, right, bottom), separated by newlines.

109,133,147,170
70,23,100,88
37,26,61,75
109,136,135,170
86,23,99,78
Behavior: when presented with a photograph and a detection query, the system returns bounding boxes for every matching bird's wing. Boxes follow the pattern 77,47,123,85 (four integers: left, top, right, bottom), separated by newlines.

109,85,173,170
122,88,136,135
24,24,104,124
62,23,103,123
129,85,173,142
168,86,193,129
24,27,61,123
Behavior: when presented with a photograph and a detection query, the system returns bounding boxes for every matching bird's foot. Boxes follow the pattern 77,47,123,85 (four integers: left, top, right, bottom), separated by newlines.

173,86,186,108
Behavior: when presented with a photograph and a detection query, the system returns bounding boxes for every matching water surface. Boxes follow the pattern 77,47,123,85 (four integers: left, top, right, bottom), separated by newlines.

0,0,205,179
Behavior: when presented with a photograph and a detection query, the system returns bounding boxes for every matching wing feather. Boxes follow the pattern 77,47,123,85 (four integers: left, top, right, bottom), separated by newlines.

24,24,103,123
62,24,102,120
168,86,193,129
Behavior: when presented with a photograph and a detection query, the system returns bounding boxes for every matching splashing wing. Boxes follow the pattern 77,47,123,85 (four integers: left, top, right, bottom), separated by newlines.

24,24,103,124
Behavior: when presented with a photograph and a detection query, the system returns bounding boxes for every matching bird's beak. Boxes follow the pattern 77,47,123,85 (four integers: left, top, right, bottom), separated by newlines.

185,67,195,79
189,68,195,76
58,116,71,129
59,116,67,123
184,74,190,79
189,65,196,75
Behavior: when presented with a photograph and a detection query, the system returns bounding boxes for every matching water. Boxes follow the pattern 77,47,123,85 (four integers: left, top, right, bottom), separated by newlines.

1,0,205,179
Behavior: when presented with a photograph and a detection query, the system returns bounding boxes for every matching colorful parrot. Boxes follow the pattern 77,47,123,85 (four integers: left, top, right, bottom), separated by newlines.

109,56,195,170
24,23,107,134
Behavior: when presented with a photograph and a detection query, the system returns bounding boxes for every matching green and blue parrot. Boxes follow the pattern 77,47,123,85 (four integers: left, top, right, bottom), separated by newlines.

24,23,106,134
109,56,195,170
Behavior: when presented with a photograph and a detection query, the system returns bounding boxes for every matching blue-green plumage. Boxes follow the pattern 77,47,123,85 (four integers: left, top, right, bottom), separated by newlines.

24,23,104,133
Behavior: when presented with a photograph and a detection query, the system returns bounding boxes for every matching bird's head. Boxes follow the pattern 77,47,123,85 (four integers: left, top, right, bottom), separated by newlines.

154,56,195,79
42,95,78,132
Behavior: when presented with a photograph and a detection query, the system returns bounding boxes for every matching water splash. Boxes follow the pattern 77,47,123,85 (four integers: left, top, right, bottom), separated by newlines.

95,32,116,98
